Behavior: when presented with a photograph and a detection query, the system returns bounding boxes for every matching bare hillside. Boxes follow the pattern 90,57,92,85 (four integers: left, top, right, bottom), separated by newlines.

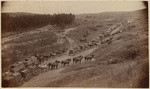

2,25,70,72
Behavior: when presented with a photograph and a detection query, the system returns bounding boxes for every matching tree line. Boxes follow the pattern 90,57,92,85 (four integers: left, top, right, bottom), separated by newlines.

2,13,75,33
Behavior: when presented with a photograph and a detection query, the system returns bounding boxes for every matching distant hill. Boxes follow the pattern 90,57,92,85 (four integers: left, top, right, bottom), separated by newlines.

75,9,148,21
2,9,147,19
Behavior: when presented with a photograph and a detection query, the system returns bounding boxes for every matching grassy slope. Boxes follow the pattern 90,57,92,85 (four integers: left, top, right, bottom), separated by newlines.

2,25,70,72
45,9,148,88
68,9,147,43
68,10,134,44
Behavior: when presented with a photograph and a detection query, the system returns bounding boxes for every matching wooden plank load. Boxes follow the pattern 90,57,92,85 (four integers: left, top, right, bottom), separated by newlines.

9,61,25,73
24,59,33,67
24,56,39,67
2,72,22,87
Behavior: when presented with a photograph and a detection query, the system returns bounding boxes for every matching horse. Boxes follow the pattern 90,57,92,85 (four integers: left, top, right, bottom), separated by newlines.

37,56,44,63
55,60,61,63
52,52,56,56
84,43,89,49
79,45,84,51
73,55,83,63
91,41,99,47
43,55,49,61
48,53,53,58
54,60,61,68
80,38,87,43
88,42,94,48
56,51,62,56
38,64,48,71
48,63,55,70
49,52,56,58
69,50,74,55
61,58,71,66
48,61,60,70
35,54,39,58
61,48,67,54
85,54,94,61
73,57,77,63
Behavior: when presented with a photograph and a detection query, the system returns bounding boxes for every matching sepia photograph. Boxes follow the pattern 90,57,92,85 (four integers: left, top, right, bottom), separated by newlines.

1,0,149,88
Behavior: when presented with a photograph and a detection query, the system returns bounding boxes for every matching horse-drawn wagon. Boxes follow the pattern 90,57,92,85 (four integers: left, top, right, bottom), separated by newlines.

2,72,22,87
9,61,25,73
24,56,38,67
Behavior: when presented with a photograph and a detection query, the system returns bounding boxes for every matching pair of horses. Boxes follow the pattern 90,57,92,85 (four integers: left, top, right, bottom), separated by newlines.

73,55,84,63
55,48,68,56
35,47,68,61
61,58,71,66
84,54,94,61
80,38,87,43
48,58,72,70
48,60,60,70
88,41,99,48
38,64,48,71
73,55,94,62
47,58,72,70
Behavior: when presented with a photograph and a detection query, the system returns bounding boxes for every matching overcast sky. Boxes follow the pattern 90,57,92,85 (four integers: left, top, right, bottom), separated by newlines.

2,1,146,14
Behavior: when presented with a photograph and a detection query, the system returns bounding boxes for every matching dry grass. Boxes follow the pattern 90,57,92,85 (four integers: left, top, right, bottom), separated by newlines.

2,27,70,72
44,9,148,88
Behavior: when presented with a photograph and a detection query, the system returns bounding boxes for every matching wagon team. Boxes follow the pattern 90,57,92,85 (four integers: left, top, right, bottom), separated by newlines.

2,20,128,87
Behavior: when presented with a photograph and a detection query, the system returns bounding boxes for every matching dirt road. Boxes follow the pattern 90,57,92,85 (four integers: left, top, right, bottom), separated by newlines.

22,47,97,87
22,26,97,87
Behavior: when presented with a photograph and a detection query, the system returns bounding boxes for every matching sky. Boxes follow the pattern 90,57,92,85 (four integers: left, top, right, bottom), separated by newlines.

1,1,146,14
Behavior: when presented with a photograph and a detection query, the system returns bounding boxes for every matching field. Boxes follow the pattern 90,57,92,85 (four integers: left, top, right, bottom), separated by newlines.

2,9,149,88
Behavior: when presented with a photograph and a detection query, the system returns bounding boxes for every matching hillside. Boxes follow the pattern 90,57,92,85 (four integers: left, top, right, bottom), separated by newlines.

38,9,148,88
2,9,148,88
68,9,147,44
49,9,148,87
75,9,147,20
2,25,70,72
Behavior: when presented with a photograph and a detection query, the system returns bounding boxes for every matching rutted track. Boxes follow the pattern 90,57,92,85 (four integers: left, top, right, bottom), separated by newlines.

22,27,98,87
22,47,97,87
